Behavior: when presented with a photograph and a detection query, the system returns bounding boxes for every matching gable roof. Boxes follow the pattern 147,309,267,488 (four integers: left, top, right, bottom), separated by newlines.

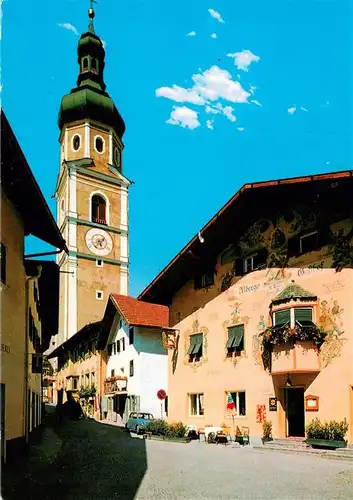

138,170,353,305
111,294,169,328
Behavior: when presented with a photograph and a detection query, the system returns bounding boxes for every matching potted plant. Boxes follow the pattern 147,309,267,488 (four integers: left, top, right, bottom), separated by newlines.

306,418,348,449
262,420,273,444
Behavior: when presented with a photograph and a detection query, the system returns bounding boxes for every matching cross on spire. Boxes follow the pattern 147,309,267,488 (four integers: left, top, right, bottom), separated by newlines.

88,0,97,33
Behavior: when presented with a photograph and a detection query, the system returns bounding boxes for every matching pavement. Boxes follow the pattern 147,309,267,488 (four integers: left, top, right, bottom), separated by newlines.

2,408,353,500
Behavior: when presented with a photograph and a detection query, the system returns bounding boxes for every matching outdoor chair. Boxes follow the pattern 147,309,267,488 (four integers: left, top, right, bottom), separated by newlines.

215,430,228,445
235,426,250,446
207,432,217,444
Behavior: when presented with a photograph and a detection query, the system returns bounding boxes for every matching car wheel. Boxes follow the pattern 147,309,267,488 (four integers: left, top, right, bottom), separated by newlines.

136,425,140,434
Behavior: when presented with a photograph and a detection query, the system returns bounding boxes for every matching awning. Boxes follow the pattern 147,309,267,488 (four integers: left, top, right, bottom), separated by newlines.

227,325,244,348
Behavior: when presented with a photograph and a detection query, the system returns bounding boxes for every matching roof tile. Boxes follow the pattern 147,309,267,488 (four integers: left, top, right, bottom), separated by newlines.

111,294,169,328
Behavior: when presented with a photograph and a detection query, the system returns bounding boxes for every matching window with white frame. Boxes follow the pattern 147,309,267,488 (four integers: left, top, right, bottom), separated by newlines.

226,391,246,416
187,333,203,362
94,136,105,154
96,290,103,300
189,393,204,416
96,259,103,267
273,307,314,329
226,325,244,356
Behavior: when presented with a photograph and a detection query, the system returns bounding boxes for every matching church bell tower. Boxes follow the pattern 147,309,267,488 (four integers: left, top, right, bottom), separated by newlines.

55,6,130,346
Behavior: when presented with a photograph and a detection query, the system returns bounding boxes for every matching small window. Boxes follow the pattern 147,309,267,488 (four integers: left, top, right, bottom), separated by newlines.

1,243,6,285
72,134,81,152
220,245,236,265
96,291,103,300
112,342,116,355
300,232,319,254
91,372,95,384
273,309,290,327
95,136,104,153
91,58,98,73
187,333,203,362
226,325,244,357
226,391,246,416
82,57,89,71
91,194,107,225
108,344,113,356
85,373,90,387
111,369,115,377
129,327,134,345
119,320,123,329
96,259,103,267
194,270,214,289
73,378,78,390
294,308,314,327
121,338,125,351
116,340,121,353
32,354,43,374
129,360,134,377
189,393,204,416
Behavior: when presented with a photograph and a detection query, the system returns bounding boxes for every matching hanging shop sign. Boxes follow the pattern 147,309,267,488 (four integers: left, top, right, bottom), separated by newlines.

269,397,277,411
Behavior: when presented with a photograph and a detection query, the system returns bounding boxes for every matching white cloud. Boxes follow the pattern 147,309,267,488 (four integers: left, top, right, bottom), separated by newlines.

205,105,220,114
288,106,296,115
227,50,260,72
166,106,200,130
101,39,107,50
249,84,257,95
57,22,79,36
326,161,331,165
208,8,225,23
187,31,196,37
220,104,236,122
206,119,214,130
192,66,251,103
237,127,245,131
251,99,262,107
211,33,217,39
156,85,205,105
300,106,308,112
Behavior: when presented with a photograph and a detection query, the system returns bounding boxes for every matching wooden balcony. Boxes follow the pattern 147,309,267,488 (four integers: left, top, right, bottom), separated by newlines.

271,341,321,375
104,376,127,395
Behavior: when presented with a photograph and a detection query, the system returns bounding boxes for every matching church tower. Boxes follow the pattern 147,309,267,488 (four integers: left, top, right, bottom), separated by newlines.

55,7,130,346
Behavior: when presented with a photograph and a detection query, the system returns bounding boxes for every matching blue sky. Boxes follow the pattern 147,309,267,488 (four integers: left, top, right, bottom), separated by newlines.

2,0,351,297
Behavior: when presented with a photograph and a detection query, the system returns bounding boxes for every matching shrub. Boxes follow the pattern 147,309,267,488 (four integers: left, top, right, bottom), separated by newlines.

144,419,188,438
306,418,348,441
262,420,272,439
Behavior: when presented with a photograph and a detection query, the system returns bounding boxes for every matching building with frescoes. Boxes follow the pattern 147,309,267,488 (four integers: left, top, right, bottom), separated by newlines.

139,171,353,443
48,6,131,412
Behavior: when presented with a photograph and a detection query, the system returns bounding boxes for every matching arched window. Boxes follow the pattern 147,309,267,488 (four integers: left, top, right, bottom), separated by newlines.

72,134,81,152
91,58,98,73
95,136,104,153
91,194,106,225
82,57,89,71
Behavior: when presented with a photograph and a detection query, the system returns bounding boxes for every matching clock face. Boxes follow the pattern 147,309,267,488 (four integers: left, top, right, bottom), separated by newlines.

114,147,121,168
85,228,113,256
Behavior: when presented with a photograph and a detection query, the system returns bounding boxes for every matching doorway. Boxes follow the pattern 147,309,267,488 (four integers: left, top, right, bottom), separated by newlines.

285,387,305,437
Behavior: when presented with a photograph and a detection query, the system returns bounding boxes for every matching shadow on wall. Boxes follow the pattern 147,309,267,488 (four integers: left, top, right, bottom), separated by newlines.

3,406,148,500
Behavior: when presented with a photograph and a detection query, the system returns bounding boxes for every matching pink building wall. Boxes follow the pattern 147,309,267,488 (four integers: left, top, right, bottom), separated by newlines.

167,218,353,443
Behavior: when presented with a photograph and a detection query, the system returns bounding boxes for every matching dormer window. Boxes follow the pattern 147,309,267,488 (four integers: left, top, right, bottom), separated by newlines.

194,270,214,289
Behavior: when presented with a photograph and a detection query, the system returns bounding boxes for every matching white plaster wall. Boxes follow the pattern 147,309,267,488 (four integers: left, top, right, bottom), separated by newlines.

105,316,168,417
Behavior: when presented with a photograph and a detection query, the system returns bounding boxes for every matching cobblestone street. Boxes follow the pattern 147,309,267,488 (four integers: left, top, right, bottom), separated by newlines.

3,409,353,500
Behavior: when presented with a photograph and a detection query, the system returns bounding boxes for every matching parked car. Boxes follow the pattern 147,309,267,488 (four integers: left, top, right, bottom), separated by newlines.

126,412,154,434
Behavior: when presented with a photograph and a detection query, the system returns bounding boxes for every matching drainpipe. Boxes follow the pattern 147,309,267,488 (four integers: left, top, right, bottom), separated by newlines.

24,265,42,444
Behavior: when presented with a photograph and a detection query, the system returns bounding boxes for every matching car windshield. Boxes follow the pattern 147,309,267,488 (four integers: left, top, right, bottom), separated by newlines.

137,413,153,420
129,412,138,419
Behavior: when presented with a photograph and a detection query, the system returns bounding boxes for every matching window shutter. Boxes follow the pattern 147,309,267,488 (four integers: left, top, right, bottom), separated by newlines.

294,308,313,324
274,309,290,326
188,333,202,354
230,325,244,347
226,328,236,348
108,344,112,356
117,340,121,353
233,258,244,277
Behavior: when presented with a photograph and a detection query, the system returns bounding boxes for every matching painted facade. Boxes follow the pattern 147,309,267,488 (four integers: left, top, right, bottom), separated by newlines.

139,172,353,443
